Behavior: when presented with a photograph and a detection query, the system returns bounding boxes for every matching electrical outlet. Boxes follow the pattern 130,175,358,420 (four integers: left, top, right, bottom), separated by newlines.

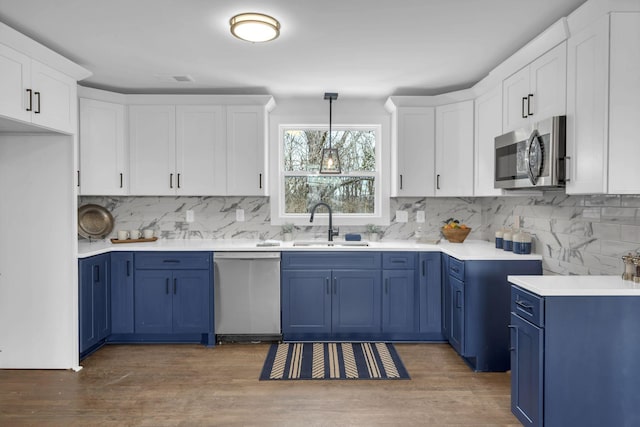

514,215,521,229
416,211,425,223
186,210,194,223
236,209,245,222
396,210,408,223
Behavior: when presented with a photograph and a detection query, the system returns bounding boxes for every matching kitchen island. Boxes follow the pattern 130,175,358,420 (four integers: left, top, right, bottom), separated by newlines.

508,275,640,427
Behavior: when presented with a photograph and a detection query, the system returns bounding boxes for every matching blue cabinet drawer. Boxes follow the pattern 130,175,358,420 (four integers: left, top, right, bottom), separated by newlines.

382,252,416,269
282,251,381,269
511,285,544,327
449,257,465,281
135,251,211,270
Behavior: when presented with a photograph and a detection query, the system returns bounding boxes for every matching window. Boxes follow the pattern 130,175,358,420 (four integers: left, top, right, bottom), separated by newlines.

276,124,386,225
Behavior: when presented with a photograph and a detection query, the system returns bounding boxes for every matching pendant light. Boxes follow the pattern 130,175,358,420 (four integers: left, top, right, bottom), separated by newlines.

320,92,341,174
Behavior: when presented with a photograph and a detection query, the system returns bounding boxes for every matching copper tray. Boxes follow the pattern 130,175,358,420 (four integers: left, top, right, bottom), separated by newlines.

78,204,114,239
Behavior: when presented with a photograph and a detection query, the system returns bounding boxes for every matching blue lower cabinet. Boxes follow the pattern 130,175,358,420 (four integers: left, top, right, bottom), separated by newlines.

79,253,111,356
510,312,543,427
419,253,442,338
134,270,173,333
333,270,381,334
282,269,332,334
111,251,214,346
446,257,542,372
381,269,414,333
449,275,465,355
110,252,134,334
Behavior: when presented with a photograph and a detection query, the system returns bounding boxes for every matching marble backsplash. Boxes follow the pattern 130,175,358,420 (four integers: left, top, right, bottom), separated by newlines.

79,193,638,276
78,196,482,242
481,193,640,275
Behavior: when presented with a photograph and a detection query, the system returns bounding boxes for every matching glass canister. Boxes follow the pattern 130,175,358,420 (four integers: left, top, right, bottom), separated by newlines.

495,229,504,249
503,229,513,251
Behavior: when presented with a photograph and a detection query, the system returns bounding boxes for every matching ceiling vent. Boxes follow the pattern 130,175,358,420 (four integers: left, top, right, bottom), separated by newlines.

153,74,195,83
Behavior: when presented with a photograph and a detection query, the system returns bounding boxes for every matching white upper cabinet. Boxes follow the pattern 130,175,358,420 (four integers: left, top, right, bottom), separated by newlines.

79,98,127,195
226,105,267,196
607,13,640,194
0,44,77,134
176,105,226,196
129,105,177,195
435,100,474,197
567,12,640,195
474,85,503,197
395,107,435,197
129,105,226,196
503,42,567,132
0,43,31,124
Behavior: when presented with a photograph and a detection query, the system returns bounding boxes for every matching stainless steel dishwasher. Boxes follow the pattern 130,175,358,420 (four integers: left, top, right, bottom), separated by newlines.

213,252,281,342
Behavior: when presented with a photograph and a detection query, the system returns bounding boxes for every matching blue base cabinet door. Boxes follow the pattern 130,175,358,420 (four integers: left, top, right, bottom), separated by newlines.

510,313,543,427
79,254,111,354
172,269,211,333
110,252,134,334
449,275,465,355
419,253,442,336
382,269,414,333
333,270,381,334
281,269,332,335
134,270,173,333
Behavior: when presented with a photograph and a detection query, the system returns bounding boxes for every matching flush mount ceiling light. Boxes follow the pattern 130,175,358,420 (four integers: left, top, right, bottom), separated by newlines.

320,92,341,174
229,13,280,43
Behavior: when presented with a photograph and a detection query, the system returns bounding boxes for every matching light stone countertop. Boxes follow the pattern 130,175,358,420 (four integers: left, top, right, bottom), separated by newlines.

77,238,542,261
508,275,640,296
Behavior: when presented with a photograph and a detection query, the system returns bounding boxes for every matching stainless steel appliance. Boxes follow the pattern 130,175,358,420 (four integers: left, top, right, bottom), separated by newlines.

213,252,281,342
494,116,566,189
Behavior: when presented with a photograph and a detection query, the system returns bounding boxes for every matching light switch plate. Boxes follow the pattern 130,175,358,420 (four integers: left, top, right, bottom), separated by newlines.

514,215,521,229
396,210,408,223
236,209,245,222
416,211,425,223
186,210,194,223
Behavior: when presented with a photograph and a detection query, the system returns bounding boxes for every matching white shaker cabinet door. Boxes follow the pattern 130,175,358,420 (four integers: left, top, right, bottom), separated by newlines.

129,105,176,195
79,98,127,195
226,105,266,196
529,42,567,124
502,66,530,133
607,13,640,194
176,105,226,195
474,86,503,197
30,59,76,134
435,100,474,197
0,43,31,123
396,107,436,197
566,15,609,195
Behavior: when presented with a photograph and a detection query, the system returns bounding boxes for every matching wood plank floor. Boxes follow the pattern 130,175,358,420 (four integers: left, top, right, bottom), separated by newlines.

0,343,519,426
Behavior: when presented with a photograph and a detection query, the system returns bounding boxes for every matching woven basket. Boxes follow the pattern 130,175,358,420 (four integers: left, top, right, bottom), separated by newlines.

441,227,471,243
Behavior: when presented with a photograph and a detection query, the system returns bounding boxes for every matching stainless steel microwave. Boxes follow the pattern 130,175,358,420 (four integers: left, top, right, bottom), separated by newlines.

494,116,566,189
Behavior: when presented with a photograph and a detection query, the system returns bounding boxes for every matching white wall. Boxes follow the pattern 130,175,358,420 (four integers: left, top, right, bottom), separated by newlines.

0,133,78,369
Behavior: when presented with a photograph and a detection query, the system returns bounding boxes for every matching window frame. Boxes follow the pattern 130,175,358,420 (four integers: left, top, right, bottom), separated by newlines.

274,123,387,226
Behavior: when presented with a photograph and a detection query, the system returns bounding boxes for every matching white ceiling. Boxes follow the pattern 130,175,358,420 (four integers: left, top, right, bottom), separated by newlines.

0,0,587,98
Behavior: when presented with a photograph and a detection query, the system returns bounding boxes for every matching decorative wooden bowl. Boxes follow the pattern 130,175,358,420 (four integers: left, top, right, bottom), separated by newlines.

441,227,471,243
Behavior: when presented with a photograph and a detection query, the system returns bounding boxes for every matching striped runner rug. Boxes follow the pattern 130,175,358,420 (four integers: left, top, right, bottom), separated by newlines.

259,342,410,380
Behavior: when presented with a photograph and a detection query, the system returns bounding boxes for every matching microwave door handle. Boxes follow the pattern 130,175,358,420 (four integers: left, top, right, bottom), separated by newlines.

526,130,539,185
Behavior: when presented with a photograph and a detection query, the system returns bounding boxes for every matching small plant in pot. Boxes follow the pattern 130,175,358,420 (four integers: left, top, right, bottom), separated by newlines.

441,218,471,243
281,223,295,241
365,224,382,241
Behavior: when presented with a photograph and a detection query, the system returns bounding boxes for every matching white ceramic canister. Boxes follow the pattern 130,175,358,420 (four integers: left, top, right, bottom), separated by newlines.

495,229,504,249
513,231,532,254
503,229,513,251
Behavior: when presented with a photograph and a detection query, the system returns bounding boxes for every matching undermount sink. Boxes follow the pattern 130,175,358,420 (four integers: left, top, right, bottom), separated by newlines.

292,240,370,247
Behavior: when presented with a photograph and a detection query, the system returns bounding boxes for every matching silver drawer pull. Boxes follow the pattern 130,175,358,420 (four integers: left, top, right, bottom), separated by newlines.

515,299,533,310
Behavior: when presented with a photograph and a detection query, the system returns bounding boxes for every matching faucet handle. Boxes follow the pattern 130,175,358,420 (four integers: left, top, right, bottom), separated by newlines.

332,227,339,237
